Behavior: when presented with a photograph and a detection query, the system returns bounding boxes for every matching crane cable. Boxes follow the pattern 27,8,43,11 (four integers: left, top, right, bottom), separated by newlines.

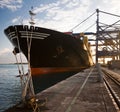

69,11,96,31
83,22,96,32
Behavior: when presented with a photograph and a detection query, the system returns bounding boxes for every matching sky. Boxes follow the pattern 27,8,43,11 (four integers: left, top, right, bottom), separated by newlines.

0,0,120,64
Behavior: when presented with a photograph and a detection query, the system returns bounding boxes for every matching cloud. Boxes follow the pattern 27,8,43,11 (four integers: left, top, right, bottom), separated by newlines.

109,0,120,14
34,1,60,14
0,48,27,64
12,16,21,23
0,0,23,11
88,0,120,26
0,48,14,63
91,0,120,15
32,0,120,33
0,48,11,56
32,0,92,32
9,0,92,32
10,0,120,32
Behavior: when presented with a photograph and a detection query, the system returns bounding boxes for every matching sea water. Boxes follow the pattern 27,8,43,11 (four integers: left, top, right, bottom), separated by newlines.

0,64,28,112
0,64,77,111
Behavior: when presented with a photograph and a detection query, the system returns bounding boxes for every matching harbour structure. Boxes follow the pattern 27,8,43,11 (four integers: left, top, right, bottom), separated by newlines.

4,8,120,111
95,9,120,64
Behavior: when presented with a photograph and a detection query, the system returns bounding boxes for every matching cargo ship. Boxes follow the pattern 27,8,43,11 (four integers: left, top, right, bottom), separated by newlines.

4,9,94,95
4,25,93,74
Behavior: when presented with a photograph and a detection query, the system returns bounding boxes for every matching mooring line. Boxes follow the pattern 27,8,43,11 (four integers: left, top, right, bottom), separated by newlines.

65,66,95,112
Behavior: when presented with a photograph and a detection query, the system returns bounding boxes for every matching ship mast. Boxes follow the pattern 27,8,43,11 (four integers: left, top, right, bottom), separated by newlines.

29,7,36,26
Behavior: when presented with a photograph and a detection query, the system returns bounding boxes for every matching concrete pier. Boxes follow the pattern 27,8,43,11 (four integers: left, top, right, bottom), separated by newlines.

5,66,117,112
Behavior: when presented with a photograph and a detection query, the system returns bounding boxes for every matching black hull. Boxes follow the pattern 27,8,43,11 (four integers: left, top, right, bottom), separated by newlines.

4,25,92,69
32,71,78,93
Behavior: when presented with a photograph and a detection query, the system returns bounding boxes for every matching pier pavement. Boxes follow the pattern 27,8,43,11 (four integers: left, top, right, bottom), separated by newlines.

5,65,117,112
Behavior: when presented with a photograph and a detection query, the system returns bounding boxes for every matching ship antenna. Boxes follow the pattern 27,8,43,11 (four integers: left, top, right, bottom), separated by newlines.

29,6,36,26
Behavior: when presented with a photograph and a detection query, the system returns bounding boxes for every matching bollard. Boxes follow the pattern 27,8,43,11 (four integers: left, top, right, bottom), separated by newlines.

96,63,103,82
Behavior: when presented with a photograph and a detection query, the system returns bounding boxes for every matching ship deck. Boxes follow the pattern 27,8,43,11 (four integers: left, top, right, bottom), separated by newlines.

5,65,118,112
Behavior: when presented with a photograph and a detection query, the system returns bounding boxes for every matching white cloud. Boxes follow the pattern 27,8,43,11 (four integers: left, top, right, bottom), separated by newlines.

0,48,14,64
0,48,11,56
31,0,91,32
11,0,120,32
0,48,27,64
12,16,21,23
92,0,120,15
88,0,120,26
109,0,120,14
32,0,120,33
0,52,15,64
33,1,61,14
0,0,23,11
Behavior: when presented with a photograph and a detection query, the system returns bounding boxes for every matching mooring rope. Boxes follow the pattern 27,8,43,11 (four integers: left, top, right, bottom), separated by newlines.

15,26,26,100
13,50,23,89
15,27,25,76
22,26,35,100
15,28,23,74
